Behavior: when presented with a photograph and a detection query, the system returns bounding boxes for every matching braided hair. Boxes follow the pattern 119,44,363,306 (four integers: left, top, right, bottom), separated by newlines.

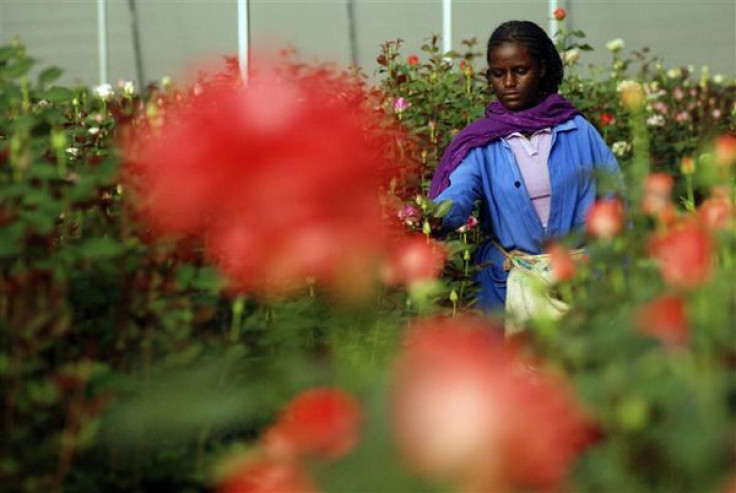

487,20,563,95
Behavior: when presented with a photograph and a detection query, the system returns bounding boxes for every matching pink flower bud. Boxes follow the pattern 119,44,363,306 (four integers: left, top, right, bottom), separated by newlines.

393,97,411,114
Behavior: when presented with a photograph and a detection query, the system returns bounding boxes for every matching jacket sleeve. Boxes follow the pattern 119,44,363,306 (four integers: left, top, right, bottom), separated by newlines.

433,148,484,232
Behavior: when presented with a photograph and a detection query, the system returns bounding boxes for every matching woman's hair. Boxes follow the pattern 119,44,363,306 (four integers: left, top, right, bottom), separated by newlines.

487,20,563,95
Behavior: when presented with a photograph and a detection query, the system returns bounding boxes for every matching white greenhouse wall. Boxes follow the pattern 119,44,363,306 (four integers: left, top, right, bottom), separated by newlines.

0,0,733,87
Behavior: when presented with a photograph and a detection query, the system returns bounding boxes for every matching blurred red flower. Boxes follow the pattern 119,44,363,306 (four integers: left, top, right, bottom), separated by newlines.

407,54,420,66
698,195,733,231
553,7,566,20
599,112,615,126
585,198,624,239
123,71,401,297
218,458,317,493
545,243,578,282
381,235,446,286
642,172,675,219
714,133,736,167
262,388,362,461
649,221,714,289
635,295,690,348
391,316,598,492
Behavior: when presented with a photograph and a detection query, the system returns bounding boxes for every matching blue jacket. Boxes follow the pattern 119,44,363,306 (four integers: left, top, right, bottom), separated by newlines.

435,115,622,312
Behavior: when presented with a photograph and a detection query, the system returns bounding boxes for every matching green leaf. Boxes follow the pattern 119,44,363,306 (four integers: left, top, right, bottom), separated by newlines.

38,66,63,88
68,175,98,202
11,114,37,133
0,222,24,258
432,199,454,218
40,86,74,103
192,266,223,291
0,46,20,62
78,237,125,259
0,57,35,79
21,210,56,234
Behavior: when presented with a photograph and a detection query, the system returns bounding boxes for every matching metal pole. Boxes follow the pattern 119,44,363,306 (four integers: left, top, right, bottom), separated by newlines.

549,0,559,37
97,0,109,85
346,0,359,66
128,0,145,91
237,0,249,85
442,0,451,55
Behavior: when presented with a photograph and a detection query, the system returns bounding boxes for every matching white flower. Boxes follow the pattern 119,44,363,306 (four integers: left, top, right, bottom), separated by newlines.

605,38,625,53
611,141,631,157
37,99,50,108
666,68,682,79
713,74,725,84
616,80,640,93
562,49,580,65
646,114,665,127
122,81,135,96
88,126,100,135
645,83,666,101
161,76,172,88
94,83,114,100
65,146,80,157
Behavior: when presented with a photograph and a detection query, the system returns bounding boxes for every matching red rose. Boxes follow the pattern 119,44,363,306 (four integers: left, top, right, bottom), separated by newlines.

381,235,446,286
407,54,419,66
698,196,733,231
599,112,615,126
459,60,473,76
546,243,578,282
391,316,598,492
218,458,317,493
714,134,736,167
649,221,714,289
641,172,675,218
636,295,690,348
262,388,362,461
585,198,625,239
553,7,566,20
123,69,401,298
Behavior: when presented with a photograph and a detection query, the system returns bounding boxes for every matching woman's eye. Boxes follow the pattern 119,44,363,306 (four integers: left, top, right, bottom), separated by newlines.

490,71,504,78
514,68,528,75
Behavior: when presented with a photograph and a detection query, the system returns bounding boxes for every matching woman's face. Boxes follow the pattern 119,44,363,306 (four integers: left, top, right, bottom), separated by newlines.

487,42,546,111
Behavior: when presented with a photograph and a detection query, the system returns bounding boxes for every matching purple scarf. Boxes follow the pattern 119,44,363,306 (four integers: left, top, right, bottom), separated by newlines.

428,93,580,198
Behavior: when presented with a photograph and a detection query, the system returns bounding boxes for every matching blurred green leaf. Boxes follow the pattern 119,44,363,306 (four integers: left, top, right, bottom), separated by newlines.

40,86,74,103
0,45,20,62
0,57,35,79
38,66,63,88
78,237,125,259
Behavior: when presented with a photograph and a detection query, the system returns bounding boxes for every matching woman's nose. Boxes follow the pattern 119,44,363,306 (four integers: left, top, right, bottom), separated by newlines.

503,73,516,88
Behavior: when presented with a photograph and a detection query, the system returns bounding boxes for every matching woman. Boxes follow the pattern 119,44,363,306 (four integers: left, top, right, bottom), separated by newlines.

430,20,622,321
